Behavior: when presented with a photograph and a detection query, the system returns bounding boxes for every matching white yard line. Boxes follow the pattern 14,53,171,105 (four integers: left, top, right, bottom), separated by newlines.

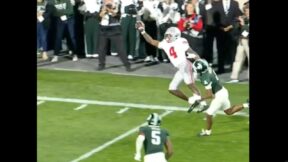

37,101,45,106
116,107,130,114
37,96,249,117
74,104,88,111
70,110,173,162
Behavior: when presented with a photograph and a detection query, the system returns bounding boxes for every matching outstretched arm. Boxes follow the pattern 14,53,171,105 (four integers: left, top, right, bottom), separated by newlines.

135,21,160,47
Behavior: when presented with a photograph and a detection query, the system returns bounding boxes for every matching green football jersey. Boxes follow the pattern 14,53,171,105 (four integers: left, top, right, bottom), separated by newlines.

199,68,223,94
139,126,169,155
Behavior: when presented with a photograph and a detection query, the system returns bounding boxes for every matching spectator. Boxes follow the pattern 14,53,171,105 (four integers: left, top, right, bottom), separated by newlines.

78,0,101,58
191,0,206,19
213,0,242,73
140,0,160,64
178,3,204,56
97,0,131,71
37,0,53,60
202,0,217,64
51,0,78,62
157,0,181,63
227,3,249,83
135,0,147,60
175,0,186,15
119,0,138,60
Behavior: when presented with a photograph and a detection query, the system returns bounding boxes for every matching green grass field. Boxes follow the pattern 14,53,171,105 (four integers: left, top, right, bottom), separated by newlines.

37,69,249,162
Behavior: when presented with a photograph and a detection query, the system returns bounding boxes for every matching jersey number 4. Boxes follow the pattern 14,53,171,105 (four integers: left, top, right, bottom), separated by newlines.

169,47,177,58
151,130,161,145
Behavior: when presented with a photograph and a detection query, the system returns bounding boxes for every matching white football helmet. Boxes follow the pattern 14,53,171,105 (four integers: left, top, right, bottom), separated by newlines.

164,27,181,43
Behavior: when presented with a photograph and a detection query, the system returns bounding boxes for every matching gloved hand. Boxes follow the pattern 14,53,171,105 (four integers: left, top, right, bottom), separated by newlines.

188,95,201,105
200,100,207,106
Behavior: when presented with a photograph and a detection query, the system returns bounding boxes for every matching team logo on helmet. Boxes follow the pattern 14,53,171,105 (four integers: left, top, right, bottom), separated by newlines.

147,113,161,126
193,59,209,74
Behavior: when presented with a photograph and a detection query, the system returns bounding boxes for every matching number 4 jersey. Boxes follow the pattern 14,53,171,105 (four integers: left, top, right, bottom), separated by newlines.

139,126,170,155
158,37,190,68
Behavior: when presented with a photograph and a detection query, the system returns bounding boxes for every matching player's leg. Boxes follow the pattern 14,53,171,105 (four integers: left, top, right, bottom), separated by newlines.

199,97,222,136
182,67,200,95
183,60,200,95
224,104,244,115
220,87,248,115
183,60,208,110
168,71,187,101
224,101,249,115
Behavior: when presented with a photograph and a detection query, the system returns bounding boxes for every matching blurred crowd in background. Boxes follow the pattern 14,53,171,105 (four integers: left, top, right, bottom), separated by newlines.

37,0,249,81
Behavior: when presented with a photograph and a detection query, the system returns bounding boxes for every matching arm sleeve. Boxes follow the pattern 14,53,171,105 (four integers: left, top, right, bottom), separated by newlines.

135,135,145,155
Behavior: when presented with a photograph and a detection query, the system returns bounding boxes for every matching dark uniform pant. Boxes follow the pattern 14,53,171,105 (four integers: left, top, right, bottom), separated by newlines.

98,25,130,68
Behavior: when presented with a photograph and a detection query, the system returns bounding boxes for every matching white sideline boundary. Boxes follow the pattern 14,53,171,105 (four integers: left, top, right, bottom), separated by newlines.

70,110,173,162
37,96,249,117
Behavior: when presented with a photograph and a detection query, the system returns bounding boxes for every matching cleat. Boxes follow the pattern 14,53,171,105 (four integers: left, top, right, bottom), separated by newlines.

187,101,200,113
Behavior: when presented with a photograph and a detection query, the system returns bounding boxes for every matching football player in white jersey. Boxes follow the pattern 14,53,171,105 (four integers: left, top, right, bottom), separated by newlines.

135,21,203,105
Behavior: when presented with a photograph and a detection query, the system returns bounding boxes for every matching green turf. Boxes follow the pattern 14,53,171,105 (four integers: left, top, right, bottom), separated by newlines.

37,69,248,106
37,69,249,162
37,102,164,162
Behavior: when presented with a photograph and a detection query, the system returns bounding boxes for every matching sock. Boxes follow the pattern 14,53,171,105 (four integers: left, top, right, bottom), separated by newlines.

243,103,249,108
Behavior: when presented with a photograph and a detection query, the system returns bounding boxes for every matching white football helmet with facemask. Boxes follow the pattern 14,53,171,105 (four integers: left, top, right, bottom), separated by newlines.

164,27,181,43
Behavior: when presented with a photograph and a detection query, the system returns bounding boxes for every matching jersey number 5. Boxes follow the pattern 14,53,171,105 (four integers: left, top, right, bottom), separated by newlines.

151,130,161,145
169,47,177,58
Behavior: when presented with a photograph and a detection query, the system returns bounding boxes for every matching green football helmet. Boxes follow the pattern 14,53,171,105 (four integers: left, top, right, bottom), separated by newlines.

193,59,209,74
147,113,161,126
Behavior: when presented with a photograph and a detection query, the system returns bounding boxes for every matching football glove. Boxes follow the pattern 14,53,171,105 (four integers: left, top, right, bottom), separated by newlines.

188,95,201,105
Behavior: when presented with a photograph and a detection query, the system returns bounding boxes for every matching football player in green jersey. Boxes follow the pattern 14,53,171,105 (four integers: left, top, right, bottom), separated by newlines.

190,59,249,136
134,113,173,162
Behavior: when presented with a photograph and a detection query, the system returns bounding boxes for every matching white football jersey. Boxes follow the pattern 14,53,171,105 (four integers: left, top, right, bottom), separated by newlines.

158,37,189,68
